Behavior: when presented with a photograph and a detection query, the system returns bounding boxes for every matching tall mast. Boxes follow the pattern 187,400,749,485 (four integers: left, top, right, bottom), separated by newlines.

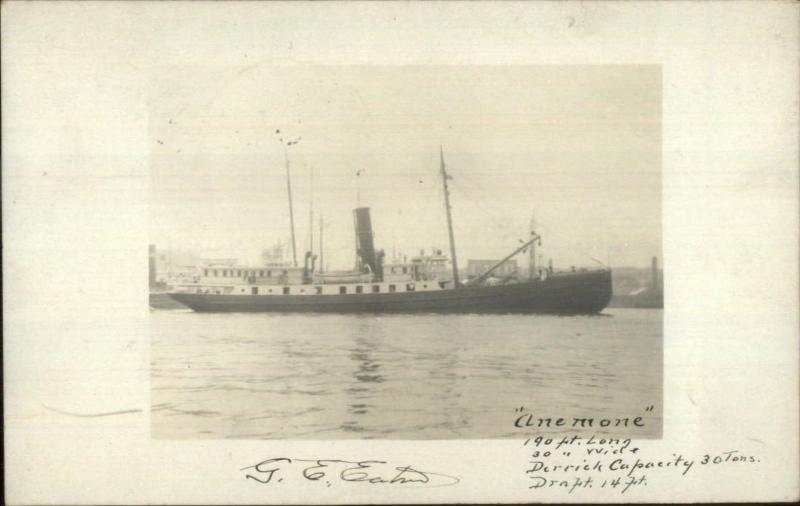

276,131,300,267
319,210,324,273
529,211,536,279
283,145,298,267
439,146,460,288
308,164,314,256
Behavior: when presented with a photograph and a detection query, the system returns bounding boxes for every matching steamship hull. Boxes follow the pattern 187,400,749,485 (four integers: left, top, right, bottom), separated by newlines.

168,269,611,314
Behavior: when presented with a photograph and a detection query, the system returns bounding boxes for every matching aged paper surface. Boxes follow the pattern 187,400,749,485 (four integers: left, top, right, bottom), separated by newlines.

3,1,798,504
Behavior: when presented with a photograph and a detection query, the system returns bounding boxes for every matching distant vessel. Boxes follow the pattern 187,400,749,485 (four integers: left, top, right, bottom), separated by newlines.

169,148,612,314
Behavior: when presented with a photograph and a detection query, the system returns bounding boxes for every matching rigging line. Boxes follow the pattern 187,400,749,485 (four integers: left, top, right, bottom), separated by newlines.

450,191,523,245
448,180,504,224
448,177,519,228
453,170,498,195
450,167,608,267
451,176,606,267
448,166,605,265
447,167,603,263
449,183,522,240
450,171,528,227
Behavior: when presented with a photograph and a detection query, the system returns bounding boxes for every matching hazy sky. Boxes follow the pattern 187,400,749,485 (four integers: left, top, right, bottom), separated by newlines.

150,65,661,269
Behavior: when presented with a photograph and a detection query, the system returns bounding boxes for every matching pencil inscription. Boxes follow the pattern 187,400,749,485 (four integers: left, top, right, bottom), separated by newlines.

241,458,461,488
521,434,762,495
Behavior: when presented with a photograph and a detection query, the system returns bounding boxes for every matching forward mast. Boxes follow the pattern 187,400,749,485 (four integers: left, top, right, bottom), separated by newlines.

439,147,461,288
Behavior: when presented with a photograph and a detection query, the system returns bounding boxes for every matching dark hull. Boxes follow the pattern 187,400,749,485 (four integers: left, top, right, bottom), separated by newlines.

149,292,189,310
168,269,612,315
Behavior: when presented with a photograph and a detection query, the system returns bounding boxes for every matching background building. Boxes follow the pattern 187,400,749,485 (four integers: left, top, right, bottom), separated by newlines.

609,256,663,308
466,259,519,279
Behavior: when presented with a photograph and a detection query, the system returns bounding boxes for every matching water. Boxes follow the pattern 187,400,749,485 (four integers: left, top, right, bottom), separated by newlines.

151,309,662,439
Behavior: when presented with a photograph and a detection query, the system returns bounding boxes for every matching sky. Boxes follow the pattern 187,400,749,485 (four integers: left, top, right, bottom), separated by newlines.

149,65,661,270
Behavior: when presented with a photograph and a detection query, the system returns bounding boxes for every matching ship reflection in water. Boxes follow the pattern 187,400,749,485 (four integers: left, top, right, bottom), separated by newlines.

150,309,662,440
343,333,384,432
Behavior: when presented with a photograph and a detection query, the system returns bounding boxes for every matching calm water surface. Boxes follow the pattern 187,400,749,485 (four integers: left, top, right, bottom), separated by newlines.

151,309,662,439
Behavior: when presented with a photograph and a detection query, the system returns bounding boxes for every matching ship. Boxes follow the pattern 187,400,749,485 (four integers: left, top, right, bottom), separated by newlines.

168,148,612,314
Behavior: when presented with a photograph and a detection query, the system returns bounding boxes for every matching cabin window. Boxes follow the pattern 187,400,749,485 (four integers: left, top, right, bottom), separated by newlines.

356,285,363,294
402,266,408,274
283,287,290,295
372,285,380,293
252,287,258,295
315,286,322,295
339,286,347,294
406,283,415,291
389,284,396,292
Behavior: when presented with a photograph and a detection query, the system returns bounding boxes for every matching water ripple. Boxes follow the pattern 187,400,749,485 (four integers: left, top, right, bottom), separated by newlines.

150,309,662,439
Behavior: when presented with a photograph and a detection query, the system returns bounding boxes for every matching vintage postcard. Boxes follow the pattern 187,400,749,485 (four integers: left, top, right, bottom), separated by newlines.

3,1,798,504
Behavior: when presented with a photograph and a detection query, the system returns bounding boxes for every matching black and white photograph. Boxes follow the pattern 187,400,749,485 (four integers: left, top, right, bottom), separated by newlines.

148,65,663,440
4,2,798,504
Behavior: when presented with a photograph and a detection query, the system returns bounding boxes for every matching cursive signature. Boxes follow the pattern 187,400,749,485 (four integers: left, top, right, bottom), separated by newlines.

241,458,461,488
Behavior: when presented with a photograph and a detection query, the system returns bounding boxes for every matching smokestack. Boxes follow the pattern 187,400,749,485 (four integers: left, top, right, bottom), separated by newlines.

651,256,659,290
353,207,377,275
